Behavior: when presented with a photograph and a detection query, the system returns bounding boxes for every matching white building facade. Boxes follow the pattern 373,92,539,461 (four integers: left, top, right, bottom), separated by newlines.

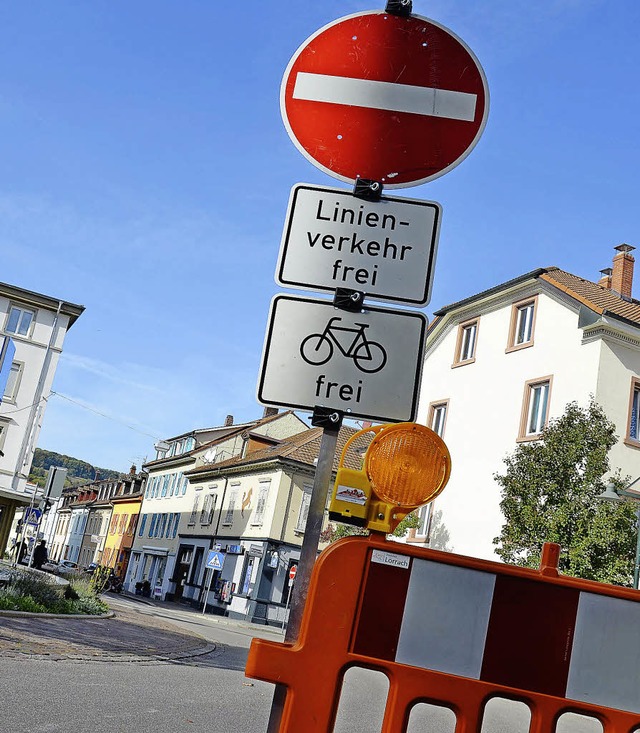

417,246,640,560
125,410,308,599
153,424,366,627
0,282,84,556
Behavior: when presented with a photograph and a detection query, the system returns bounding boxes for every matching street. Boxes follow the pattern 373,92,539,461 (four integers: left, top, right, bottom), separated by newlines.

0,596,603,733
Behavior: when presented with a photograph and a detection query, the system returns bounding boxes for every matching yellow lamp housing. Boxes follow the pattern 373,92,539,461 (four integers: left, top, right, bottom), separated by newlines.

329,422,452,534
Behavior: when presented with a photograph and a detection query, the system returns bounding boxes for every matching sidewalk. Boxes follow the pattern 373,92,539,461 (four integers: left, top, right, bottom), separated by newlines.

119,590,287,638
0,591,284,662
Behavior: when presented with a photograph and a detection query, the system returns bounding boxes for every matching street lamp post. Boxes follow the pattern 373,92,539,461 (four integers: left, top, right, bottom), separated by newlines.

598,478,640,589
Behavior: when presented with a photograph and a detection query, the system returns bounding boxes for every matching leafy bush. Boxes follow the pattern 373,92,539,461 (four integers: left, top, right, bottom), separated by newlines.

0,567,109,615
7,570,61,607
74,595,109,615
0,593,47,613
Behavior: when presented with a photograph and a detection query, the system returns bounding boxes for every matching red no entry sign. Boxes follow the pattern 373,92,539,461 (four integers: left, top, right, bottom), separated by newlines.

289,564,298,581
281,11,489,188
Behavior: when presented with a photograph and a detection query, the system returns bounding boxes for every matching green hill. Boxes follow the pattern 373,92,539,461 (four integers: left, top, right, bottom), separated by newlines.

28,448,122,488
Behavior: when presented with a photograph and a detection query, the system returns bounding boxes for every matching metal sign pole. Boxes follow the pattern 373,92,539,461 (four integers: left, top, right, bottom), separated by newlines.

202,568,214,614
265,411,342,733
11,491,37,568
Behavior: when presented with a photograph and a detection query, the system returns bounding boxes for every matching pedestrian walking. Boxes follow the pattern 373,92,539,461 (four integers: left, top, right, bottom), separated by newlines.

32,540,48,570
16,540,27,565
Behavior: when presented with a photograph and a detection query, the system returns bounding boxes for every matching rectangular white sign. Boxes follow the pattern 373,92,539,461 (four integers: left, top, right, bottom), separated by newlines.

371,550,410,569
276,183,441,307
257,295,427,423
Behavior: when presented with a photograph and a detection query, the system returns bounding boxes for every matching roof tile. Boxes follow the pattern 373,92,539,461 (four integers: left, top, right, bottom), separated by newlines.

542,268,640,325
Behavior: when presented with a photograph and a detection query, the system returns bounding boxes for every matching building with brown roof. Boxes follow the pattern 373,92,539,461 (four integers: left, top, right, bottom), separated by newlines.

126,421,368,626
416,244,640,560
50,467,146,568
124,409,308,603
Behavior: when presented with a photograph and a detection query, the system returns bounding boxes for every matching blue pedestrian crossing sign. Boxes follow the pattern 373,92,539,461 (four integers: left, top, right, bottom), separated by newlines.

206,550,225,570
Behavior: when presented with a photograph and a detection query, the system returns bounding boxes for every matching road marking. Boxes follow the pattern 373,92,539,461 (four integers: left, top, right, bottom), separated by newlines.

293,72,477,122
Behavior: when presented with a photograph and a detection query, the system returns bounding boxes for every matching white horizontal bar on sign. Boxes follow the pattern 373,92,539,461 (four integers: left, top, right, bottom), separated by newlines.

293,72,477,122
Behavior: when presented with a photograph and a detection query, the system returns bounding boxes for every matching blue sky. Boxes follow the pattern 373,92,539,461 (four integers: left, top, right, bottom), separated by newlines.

2,1,639,471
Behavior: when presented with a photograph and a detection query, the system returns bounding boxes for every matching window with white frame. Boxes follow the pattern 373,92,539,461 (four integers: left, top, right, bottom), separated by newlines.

428,401,448,437
627,378,640,445
5,305,35,337
508,297,537,351
454,318,479,365
296,486,312,532
181,476,188,495
224,485,239,525
520,377,552,439
3,362,23,403
252,480,271,526
416,503,432,537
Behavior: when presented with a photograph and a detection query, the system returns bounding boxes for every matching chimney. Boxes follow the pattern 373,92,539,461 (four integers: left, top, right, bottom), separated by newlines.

224,414,234,427
611,243,635,299
129,464,137,475
598,268,612,290
262,407,279,419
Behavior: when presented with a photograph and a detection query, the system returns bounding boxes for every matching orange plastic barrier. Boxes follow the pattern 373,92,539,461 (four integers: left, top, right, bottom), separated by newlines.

246,535,640,733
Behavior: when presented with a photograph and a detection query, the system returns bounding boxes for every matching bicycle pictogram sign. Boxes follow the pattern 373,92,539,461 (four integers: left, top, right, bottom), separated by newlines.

300,316,387,373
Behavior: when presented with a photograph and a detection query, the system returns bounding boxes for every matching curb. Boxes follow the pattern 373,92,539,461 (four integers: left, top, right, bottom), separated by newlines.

0,609,115,619
6,642,219,665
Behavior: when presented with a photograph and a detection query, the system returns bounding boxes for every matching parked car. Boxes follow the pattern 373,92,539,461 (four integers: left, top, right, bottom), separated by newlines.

59,560,79,574
42,559,79,575
84,562,99,574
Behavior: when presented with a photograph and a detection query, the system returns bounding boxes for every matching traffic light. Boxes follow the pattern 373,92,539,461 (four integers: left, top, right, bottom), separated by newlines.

329,422,451,534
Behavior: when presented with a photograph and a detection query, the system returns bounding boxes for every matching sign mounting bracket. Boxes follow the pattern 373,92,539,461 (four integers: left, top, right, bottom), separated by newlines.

385,0,413,17
311,405,344,430
353,178,383,201
333,287,365,313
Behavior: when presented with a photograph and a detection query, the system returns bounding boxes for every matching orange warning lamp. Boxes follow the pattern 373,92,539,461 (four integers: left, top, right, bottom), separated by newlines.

329,422,451,534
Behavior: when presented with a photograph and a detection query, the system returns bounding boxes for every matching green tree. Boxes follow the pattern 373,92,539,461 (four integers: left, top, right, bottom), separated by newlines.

494,400,637,585
28,448,121,488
